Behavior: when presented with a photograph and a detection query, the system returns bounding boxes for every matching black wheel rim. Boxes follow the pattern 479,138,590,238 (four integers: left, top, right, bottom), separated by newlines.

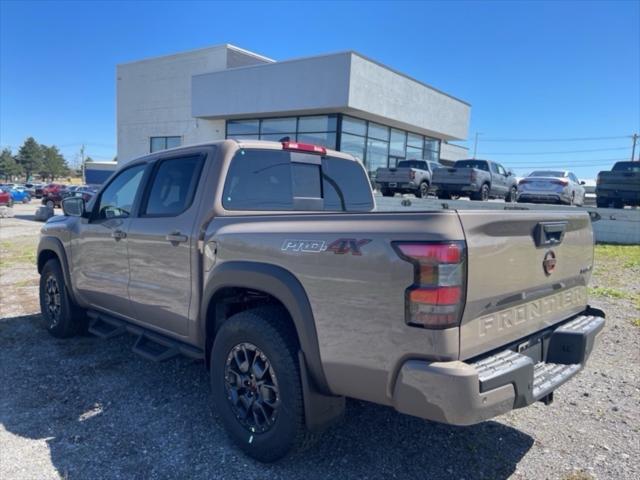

224,342,280,433
44,276,61,327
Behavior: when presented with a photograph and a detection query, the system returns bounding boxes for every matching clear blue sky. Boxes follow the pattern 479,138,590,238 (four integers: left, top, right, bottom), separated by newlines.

1,0,638,178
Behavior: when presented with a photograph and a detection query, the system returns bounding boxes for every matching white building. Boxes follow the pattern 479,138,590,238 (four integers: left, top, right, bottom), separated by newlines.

117,44,470,173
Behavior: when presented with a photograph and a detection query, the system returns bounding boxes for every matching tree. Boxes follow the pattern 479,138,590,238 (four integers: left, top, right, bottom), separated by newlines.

0,148,23,180
16,137,43,180
39,145,69,182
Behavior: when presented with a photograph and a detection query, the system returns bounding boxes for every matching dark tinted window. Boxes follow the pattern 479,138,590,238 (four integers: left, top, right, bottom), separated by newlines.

397,160,428,170
222,149,373,212
612,162,640,172
455,160,489,171
144,156,203,216
292,163,321,198
322,158,374,211
529,171,565,177
223,150,293,210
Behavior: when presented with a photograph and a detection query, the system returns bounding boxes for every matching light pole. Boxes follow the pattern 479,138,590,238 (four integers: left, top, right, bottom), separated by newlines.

473,132,482,159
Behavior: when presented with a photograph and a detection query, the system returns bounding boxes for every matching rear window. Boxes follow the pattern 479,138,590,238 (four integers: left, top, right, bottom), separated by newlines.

529,171,565,177
454,160,489,171
222,149,374,212
612,162,640,172
397,160,428,170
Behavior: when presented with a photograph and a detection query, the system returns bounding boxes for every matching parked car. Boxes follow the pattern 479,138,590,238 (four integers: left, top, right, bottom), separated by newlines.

34,183,45,199
432,159,518,201
518,170,586,206
375,159,443,198
9,186,32,204
42,185,68,208
0,188,12,207
39,139,604,462
595,161,640,209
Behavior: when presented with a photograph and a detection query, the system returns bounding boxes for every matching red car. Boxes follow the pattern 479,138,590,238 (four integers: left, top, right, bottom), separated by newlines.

0,188,12,206
41,183,67,208
42,183,65,196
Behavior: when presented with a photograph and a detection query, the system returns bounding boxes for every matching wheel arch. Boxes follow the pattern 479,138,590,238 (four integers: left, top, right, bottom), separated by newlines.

37,236,77,304
201,261,330,394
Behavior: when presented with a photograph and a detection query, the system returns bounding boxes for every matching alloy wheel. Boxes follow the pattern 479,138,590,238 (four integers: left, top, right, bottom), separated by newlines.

224,342,280,433
44,276,62,327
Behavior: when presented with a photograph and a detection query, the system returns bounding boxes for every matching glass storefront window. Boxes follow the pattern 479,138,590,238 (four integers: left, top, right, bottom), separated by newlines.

261,133,296,142
407,133,423,148
424,137,440,153
227,119,259,136
406,146,423,160
297,132,337,149
366,138,389,175
389,129,406,157
340,133,366,160
298,115,337,133
368,122,389,141
342,116,367,136
260,117,297,135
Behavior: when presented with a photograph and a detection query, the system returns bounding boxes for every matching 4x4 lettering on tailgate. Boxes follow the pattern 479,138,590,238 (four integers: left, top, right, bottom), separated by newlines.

326,238,371,256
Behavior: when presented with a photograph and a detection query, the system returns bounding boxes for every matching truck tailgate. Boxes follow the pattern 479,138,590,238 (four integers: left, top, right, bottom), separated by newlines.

598,172,640,192
376,168,413,183
456,210,594,359
433,168,473,185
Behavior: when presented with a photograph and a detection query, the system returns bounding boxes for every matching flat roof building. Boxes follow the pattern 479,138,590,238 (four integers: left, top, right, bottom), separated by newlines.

117,44,470,174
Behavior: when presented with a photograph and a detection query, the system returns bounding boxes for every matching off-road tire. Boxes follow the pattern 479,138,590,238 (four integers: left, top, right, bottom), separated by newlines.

437,191,451,200
380,188,394,197
419,182,429,199
210,307,314,462
39,259,86,338
596,198,608,208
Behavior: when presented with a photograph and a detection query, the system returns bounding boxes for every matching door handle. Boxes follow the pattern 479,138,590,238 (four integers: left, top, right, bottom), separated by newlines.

166,232,188,243
111,229,127,240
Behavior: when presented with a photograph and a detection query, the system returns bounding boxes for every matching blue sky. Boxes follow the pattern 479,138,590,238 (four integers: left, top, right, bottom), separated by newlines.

1,0,638,178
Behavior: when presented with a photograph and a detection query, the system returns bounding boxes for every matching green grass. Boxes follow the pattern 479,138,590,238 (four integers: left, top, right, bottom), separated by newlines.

561,471,594,480
0,239,38,268
588,286,627,299
595,244,640,269
632,318,640,328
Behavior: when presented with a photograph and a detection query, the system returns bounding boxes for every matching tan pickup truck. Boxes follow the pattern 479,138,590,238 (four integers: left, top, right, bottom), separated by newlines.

37,139,604,462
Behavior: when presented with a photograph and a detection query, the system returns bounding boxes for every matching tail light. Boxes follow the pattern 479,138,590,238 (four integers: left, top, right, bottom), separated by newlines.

410,170,416,180
393,241,466,329
551,179,569,186
470,170,477,182
519,179,531,185
282,141,326,155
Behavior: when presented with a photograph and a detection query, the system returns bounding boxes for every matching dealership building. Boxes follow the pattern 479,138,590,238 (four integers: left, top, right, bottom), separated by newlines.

117,44,470,174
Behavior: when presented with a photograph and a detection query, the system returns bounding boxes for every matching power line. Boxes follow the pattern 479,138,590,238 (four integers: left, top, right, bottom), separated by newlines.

501,157,628,165
476,135,632,143
480,146,630,155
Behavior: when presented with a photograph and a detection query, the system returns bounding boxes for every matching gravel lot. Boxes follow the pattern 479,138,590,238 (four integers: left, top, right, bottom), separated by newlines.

1,201,639,480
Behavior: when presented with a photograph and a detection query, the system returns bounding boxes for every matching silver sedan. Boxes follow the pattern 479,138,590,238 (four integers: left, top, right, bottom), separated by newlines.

517,170,586,206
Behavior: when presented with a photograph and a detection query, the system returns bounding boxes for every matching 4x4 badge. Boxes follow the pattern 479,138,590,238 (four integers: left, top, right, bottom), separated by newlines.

543,250,557,276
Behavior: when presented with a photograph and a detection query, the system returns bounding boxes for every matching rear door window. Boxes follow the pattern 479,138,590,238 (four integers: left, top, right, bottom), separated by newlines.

222,149,373,211
143,155,204,216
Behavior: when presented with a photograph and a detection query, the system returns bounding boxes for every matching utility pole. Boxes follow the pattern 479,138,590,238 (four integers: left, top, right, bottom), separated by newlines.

632,133,638,161
80,144,86,183
473,132,482,159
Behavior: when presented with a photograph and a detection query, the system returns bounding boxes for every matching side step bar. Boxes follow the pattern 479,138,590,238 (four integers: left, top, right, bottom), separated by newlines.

87,310,204,362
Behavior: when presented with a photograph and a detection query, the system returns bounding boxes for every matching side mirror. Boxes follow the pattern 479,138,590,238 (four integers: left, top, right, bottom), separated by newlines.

580,181,586,185
62,197,85,217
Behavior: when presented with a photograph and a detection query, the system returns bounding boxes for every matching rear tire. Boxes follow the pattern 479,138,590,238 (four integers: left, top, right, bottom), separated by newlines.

418,182,429,199
210,307,313,462
437,191,451,200
613,199,624,209
472,184,490,201
380,188,394,197
596,198,608,208
39,259,86,338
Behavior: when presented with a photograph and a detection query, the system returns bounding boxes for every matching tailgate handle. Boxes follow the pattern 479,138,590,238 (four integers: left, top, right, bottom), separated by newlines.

535,221,567,247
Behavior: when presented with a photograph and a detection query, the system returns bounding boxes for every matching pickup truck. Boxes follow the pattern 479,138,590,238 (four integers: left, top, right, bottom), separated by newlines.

595,161,640,208
375,159,442,198
38,139,604,462
432,159,518,201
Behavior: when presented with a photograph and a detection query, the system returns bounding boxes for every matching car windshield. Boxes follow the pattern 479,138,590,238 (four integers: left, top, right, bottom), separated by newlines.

612,162,640,172
528,171,565,177
454,160,489,171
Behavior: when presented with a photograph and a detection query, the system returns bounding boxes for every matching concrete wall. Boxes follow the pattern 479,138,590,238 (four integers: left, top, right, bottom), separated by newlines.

440,142,469,164
192,51,470,141
117,45,272,165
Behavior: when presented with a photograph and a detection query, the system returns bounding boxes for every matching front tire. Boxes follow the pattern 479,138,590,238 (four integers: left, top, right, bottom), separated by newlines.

210,307,311,462
39,259,85,338
506,186,518,203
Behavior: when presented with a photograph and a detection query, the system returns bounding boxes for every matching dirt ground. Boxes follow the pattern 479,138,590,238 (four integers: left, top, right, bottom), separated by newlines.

0,201,638,480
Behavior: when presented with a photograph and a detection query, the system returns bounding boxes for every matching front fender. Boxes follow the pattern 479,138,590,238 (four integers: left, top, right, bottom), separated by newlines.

201,261,330,394
37,236,78,304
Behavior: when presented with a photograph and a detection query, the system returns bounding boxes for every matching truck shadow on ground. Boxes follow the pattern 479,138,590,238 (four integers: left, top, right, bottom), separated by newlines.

0,314,533,480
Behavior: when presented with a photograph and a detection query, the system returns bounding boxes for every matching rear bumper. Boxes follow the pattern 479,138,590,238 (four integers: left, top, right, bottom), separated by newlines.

435,183,479,193
518,192,569,204
596,189,640,201
377,182,418,191
391,308,604,425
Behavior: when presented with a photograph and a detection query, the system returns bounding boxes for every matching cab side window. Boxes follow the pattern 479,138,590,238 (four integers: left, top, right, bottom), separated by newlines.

496,164,507,175
143,156,204,216
96,164,146,220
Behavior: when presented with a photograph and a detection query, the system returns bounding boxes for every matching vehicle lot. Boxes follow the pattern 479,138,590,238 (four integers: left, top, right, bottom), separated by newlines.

1,201,639,480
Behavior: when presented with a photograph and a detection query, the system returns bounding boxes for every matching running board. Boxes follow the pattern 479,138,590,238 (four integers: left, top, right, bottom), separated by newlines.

86,310,204,362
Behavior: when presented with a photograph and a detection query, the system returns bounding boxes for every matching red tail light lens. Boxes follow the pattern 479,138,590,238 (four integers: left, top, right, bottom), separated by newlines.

470,171,477,182
552,179,569,186
393,241,466,329
410,170,416,180
282,141,326,155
